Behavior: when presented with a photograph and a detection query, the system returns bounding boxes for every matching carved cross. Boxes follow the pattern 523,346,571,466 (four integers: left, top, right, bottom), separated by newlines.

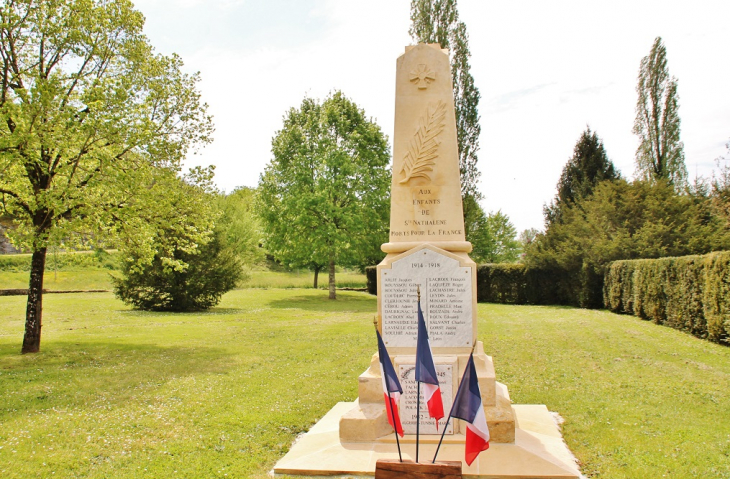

409,64,436,89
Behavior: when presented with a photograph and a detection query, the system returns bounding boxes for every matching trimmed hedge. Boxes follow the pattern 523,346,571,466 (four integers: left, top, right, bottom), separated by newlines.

367,262,569,306
604,252,730,342
476,264,576,305
0,250,119,272
476,264,527,304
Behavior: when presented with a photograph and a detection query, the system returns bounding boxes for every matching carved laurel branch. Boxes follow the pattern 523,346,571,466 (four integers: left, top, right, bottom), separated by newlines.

399,100,446,184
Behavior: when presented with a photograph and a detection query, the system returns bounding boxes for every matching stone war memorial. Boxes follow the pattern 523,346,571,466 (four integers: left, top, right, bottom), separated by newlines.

274,44,581,478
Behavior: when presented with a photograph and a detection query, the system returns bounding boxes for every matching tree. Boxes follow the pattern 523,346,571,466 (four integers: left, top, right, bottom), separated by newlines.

633,37,686,186
711,138,730,227
518,228,539,262
113,175,243,311
409,0,482,212
0,0,213,352
257,91,390,299
217,186,264,268
463,194,520,264
528,179,730,307
545,127,619,225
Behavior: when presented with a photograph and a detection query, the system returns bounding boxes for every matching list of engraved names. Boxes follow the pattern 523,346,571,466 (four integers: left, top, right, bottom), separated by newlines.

380,248,472,348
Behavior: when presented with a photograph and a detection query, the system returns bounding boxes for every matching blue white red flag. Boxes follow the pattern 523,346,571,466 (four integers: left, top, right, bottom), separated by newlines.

415,300,444,428
377,329,404,437
450,353,490,465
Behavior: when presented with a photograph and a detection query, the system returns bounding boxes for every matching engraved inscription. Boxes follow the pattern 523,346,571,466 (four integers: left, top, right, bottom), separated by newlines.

399,364,453,435
381,249,473,348
399,101,446,185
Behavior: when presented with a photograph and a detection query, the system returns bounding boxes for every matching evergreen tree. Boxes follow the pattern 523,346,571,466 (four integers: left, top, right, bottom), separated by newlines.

633,37,687,186
112,167,244,312
409,0,482,207
545,127,619,225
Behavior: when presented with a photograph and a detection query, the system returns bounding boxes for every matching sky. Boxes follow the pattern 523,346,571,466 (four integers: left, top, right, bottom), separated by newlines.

133,0,730,233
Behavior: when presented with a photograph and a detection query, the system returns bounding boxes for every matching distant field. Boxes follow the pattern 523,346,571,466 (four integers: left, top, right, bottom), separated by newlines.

0,270,116,290
1,291,729,478
0,264,366,291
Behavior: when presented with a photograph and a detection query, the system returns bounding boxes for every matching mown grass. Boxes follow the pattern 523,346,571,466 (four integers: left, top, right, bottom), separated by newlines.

481,304,730,478
1,291,729,478
0,270,116,290
0,268,366,291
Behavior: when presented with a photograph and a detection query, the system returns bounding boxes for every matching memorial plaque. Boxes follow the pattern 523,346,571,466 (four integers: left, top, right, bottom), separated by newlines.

398,363,454,435
381,248,473,348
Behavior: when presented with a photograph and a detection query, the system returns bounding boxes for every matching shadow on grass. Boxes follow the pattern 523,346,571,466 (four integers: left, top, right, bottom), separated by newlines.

0,341,234,420
116,308,248,317
266,292,375,313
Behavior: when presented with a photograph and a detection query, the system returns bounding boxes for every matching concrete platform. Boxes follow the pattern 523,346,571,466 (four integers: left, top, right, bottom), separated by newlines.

273,402,582,478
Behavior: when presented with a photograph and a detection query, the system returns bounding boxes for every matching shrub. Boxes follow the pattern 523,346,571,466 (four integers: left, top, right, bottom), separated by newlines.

365,266,377,295
113,230,244,312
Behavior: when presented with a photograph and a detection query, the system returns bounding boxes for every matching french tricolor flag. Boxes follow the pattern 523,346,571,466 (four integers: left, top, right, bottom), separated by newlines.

450,352,490,466
377,329,404,437
415,300,444,428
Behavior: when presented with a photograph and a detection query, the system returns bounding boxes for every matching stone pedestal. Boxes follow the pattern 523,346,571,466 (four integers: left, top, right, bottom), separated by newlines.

340,341,515,444
274,403,581,478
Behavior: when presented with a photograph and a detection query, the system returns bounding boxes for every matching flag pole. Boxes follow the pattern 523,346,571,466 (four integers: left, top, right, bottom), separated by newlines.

432,342,477,464
375,317,403,463
416,285,421,463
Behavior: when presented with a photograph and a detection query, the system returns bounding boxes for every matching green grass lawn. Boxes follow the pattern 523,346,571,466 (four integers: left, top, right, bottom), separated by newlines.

0,270,116,290
0,269,366,291
1,290,729,478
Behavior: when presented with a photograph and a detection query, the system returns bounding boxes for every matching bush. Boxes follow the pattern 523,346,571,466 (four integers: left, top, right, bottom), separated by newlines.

365,266,377,295
604,251,730,342
113,231,244,312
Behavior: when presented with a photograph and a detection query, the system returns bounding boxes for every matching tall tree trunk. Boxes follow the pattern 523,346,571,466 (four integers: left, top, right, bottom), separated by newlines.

313,264,321,289
328,257,336,300
22,247,47,354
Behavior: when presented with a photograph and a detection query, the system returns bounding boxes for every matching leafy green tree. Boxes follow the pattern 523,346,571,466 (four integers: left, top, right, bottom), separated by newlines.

633,37,686,186
519,228,539,249
0,0,213,352
112,169,243,311
217,186,264,267
257,91,390,299
463,195,519,263
711,138,730,227
545,127,619,225
409,0,482,211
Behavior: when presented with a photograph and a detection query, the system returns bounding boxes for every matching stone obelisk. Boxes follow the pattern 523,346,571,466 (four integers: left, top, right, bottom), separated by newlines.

384,43,469,255
340,43,515,440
